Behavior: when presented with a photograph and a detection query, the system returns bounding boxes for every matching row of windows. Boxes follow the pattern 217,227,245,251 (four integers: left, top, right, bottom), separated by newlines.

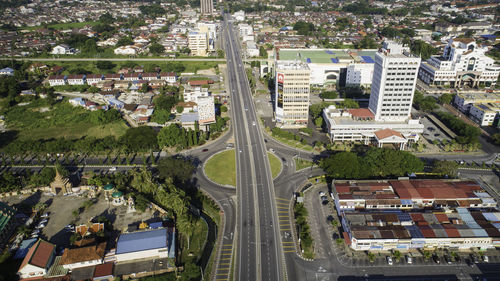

388,67,417,71
386,83,413,86
380,113,408,116
386,72,416,76
384,88,414,92
385,77,414,81
381,108,410,111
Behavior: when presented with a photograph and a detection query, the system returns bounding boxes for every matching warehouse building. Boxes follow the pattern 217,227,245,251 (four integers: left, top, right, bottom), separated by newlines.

115,228,175,263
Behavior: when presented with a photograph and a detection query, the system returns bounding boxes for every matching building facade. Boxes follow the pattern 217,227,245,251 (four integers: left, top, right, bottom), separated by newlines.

201,0,213,15
188,31,208,56
197,95,216,126
453,92,500,126
274,60,310,128
368,41,421,122
418,38,500,88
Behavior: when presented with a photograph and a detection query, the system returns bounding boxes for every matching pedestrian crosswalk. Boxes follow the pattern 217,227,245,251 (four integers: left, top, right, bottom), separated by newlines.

215,243,233,280
275,197,296,254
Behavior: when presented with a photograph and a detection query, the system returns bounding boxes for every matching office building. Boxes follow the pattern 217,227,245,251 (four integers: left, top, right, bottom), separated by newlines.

453,92,500,126
275,60,310,128
368,41,421,122
332,179,500,251
197,96,216,126
323,41,424,148
419,38,500,88
201,0,213,15
188,30,208,56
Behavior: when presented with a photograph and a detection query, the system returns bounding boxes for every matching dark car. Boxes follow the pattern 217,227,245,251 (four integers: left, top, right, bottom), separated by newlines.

434,133,440,137
433,254,440,264
202,149,209,152
444,255,452,264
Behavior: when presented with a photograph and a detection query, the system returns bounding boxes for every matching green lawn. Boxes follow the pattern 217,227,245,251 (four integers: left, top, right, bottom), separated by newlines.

204,150,282,187
204,149,236,187
295,158,314,171
3,99,128,142
267,152,282,178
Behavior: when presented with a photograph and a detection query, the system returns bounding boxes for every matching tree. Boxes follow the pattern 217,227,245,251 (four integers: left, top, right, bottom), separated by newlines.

157,157,195,184
293,21,316,35
314,117,323,128
259,46,267,57
116,37,133,47
157,123,183,147
320,152,363,179
149,43,165,55
139,83,149,93
29,167,55,187
96,61,115,71
120,127,158,151
492,133,500,145
154,94,177,112
220,105,228,113
99,12,114,25
438,93,453,105
176,105,184,113
320,91,338,99
150,109,170,124
413,91,438,112
433,160,459,177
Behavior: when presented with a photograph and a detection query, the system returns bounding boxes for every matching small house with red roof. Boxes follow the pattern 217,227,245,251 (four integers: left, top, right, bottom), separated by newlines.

17,239,56,280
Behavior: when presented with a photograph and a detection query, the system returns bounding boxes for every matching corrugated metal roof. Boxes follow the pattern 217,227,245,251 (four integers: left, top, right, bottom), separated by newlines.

405,225,424,238
483,213,500,222
472,228,488,237
116,229,167,254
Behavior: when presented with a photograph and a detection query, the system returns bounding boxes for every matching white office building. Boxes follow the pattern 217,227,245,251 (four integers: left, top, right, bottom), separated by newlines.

418,38,500,88
346,64,374,87
275,60,310,128
201,0,213,15
188,30,208,56
369,41,421,122
183,85,210,103
323,41,424,148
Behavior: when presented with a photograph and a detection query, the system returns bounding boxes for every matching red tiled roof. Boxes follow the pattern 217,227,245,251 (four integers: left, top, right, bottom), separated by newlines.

335,185,351,194
348,108,374,119
343,232,351,245
20,240,55,270
374,129,403,140
419,226,436,238
443,225,461,238
94,263,114,278
434,213,449,223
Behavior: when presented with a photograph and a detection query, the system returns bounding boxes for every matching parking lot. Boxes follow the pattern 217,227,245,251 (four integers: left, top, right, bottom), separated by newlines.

3,191,157,249
420,116,451,143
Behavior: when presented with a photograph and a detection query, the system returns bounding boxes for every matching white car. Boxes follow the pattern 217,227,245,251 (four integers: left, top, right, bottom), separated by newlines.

41,213,49,218
483,256,489,263
109,167,117,172
36,224,45,229
252,121,256,126
406,256,412,264
319,191,326,196
387,256,393,265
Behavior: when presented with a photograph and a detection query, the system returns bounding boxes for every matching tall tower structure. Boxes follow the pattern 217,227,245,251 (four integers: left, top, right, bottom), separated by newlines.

275,60,310,128
201,0,214,15
368,41,421,122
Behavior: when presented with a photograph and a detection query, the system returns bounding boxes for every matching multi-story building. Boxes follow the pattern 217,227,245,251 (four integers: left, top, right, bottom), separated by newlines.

183,85,210,103
345,63,374,88
201,0,213,15
197,22,218,51
197,96,216,126
188,30,208,56
332,179,500,251
274,60,310,128
418,38,500,88
323,41,424,148
453,92,500,126
369,41,421,122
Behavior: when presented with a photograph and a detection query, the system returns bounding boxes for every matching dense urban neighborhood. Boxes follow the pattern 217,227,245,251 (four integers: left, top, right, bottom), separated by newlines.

0,0,500,281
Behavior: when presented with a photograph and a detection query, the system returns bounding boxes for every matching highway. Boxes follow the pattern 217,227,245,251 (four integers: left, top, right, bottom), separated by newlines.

223,14,285,281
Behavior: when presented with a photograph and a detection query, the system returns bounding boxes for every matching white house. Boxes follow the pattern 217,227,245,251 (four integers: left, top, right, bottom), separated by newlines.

114,45,139,56
159,72,177,83
0,67,14,76
47,75,66,86
66,74,85,85
115,228,175,262
60,243,106,271
17,240,55,279
51,44,76,55
183,85,209,103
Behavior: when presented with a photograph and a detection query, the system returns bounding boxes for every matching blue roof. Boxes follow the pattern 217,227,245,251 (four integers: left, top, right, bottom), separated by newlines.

397,213,412,222
331,58,339,63
405,225,424,238
14,238,37,259
306,58,311,63
180,113,199,122
400,199,413,205
361,55,375,63
149,222,163,229
116,228,167,254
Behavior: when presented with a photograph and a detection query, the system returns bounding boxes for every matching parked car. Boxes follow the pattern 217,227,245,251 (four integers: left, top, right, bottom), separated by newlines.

36,224,46,229
471,254,479,263
483,255,489,263
39,219,48,224
109,167,117,172
406,255,412,264
444,255,452,264
387,256,393,265
454,255,461,263
269,148,275,153
321,195,328,201
319,191,326,196
202,149,209,152
433,254,440,264
41,213,49,218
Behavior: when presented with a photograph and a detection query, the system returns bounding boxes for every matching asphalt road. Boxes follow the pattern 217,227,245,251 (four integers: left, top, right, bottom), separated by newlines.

224,14,285,281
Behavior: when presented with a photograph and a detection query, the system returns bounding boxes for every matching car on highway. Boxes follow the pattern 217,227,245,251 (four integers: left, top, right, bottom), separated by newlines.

387,256,393,265
245,107,248,111
252,121,256,126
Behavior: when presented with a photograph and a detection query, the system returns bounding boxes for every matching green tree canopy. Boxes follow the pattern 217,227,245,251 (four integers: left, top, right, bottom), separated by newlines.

120,127,158,151
149,43,165,55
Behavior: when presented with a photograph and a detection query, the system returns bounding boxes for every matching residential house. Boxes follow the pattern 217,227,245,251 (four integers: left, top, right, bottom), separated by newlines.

0,67,14,76
86,74,104,85
141,72,159,81
92,263,114,281
17,240,56,280
123,73,141,81
183,85,210,103
51,44,75,55
149,79,166,89
172,101,198,114
47,75,66,86
60,243,106,271
159,72,177,83
66,74,85,85
20,90,36,96
106,97,124,109
114,45,139,55
75,222,104,237
104,74,121,81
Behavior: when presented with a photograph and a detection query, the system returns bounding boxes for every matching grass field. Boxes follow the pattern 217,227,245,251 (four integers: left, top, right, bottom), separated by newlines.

23,21,99,31
204,149,236,187
267,152,282,178
204,150,282,187
3,99,128,142
295,158,314,171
